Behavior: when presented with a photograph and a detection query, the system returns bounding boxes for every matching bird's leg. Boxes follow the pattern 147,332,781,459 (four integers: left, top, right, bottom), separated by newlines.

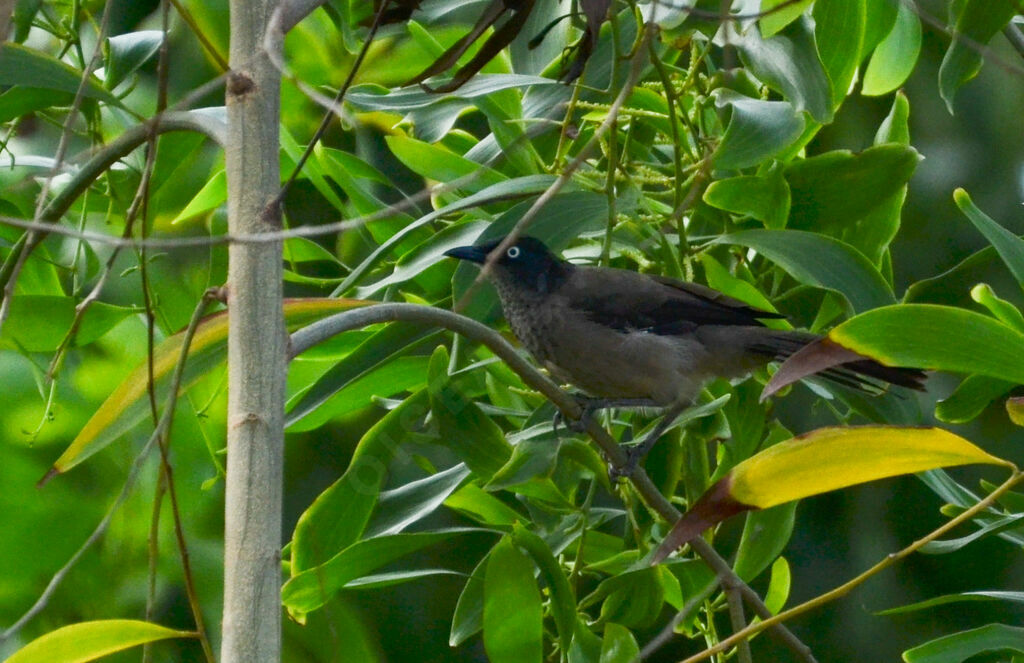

553,396,659,436
612,399,690,479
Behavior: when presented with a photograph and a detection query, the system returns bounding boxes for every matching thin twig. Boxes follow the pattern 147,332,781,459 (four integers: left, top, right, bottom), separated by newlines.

274,0,391,206
639,578,720,660
0,289,222,644
678,467,1024,663
455,19,656,312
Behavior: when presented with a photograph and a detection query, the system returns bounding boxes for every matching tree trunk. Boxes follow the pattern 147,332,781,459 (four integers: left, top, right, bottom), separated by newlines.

221,0,285,660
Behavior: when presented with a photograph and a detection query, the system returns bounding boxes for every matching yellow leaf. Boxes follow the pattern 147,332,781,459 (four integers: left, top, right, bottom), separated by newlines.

44,298,367,480
730,426,1008,509
5,619,193,663
653,426,1008,563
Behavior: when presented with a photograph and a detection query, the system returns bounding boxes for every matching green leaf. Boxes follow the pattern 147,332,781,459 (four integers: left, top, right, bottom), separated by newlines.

919,513,1024,554
347,74,559,112
0,43,120,105
935,374,1016,424
104,31,163,89
283,237,342,264
813,0,866,107
1009,397,1024,427
599,623,640,663
290,389,431,574
764,557,791,614
365,463,472,537
511,524,576,656
484,537,543,663
862,1,921,96
5,620,194,663
733,502,798,582
828,304,1024,383
861,0,900,57
711,90,805,170
445,482,525,526
713,229,895,313
738,17,833,123
357,220,488,296
759,0,813,38
938,0,1018,113
653,426,1007,561
0,296,134,352
784,144,921,233
286,356,429,432
592,567,665,629
0,86,73,124
335,174,556,294
955,188,1024,286
450,553,489,646
903,624,1024,662
704,163,791,229
877,591,1024,616
386,134,506,191
971,284,1024,333
427,347,512,480
847,92,911,265
171,169,225,224
286,323,437,428
283,529,482,614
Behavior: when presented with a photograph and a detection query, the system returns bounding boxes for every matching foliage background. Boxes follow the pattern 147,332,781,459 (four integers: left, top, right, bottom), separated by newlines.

2,0,1024,661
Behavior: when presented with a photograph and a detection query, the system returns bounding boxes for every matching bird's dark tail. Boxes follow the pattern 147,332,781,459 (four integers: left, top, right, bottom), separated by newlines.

751,330,927,394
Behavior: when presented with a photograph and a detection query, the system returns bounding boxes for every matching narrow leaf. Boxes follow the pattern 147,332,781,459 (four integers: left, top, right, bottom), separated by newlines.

955,188,1024,286
46,299,367,478
827,304,1024,384
935,374,1015,424
938,0,1018,112
714,229,894,313
0,43,120,104
283,529,483,614
484,537,543,663
903,624,1024,662
290,389,431,574
653,426,1006,562
5,620,193,663
877,591,1024,616
919,513,1024,555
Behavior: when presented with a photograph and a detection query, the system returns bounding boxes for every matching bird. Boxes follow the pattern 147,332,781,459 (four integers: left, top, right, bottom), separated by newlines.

444,235,926,475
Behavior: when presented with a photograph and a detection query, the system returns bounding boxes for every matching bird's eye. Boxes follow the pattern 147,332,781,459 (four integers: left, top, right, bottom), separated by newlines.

506,246,521,259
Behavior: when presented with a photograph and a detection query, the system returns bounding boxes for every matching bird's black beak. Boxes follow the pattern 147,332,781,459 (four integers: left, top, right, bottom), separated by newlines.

443,245,488,264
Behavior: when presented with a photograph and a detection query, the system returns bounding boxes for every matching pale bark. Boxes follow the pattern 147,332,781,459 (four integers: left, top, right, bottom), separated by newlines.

221,0,286,660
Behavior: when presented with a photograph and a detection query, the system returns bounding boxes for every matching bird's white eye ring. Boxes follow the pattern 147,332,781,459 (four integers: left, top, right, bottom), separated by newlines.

506,246,521,259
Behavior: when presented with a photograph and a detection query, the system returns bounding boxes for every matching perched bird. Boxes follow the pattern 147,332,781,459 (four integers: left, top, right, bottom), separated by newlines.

444,235,926,474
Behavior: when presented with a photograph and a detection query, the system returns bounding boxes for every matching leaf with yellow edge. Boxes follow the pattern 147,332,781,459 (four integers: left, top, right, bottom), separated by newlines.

652,426,1008,563
42,298,368,482
5,619,194,663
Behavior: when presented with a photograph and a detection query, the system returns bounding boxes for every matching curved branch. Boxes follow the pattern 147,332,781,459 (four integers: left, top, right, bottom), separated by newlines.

288,302,815,661
0,111,227,303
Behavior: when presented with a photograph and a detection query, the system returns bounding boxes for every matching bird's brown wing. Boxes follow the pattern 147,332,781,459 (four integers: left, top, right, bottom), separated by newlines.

561,266,785,335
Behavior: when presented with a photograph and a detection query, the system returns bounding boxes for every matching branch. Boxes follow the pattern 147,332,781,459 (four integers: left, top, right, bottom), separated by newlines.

287,303,814,660
0,110,227,307
678,467,1024,663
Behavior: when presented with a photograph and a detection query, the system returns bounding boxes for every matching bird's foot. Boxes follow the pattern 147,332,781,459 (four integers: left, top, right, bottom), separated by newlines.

553,396,658,437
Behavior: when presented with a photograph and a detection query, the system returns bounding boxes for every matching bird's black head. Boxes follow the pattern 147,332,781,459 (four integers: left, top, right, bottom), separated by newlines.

444,235,571,294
